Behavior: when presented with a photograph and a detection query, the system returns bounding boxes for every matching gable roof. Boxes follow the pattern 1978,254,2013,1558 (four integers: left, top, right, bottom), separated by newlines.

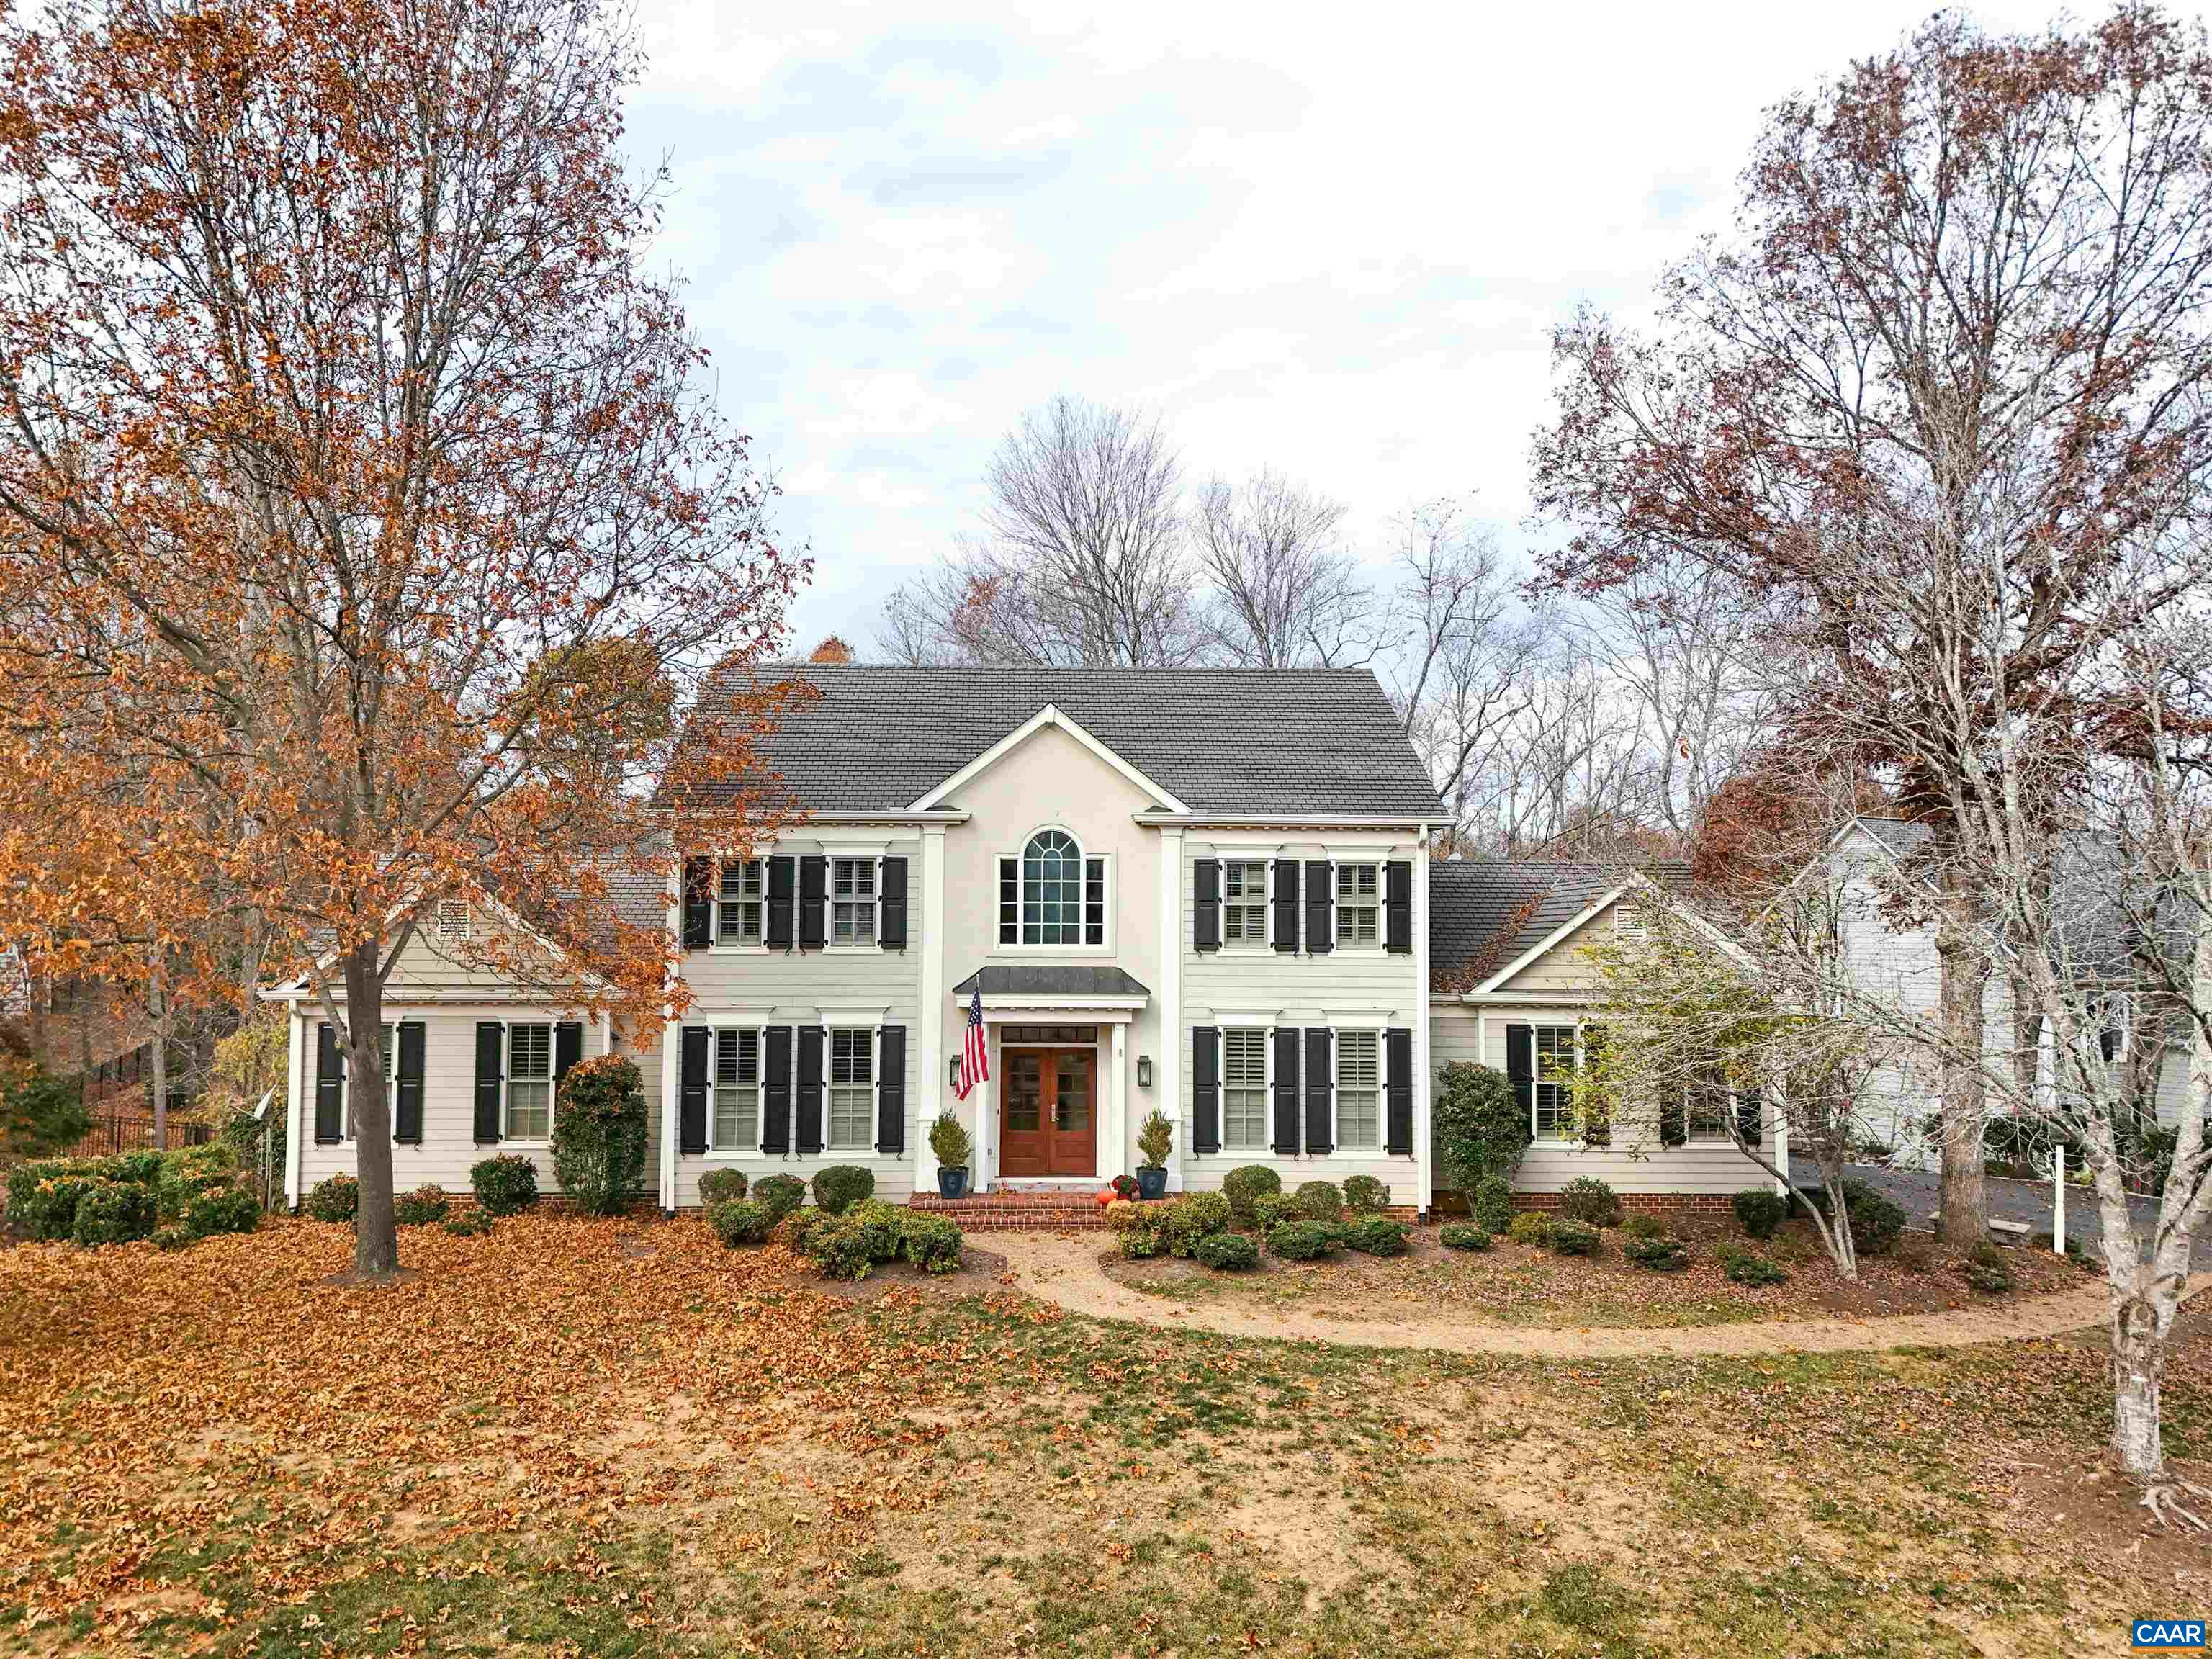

683,665,1445,818
1429,858,1617,990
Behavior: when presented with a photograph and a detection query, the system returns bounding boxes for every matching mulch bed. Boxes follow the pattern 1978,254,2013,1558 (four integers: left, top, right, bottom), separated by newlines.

806,1245,1012,1304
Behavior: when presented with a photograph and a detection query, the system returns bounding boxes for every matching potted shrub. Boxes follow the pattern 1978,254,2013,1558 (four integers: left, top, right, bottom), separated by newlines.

1135,1110,1173,1200
929,1111,973,1200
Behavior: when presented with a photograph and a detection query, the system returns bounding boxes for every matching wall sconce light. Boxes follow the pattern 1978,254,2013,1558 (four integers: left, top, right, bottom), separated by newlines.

949,1058,963,1088
1137,1054,1154,1089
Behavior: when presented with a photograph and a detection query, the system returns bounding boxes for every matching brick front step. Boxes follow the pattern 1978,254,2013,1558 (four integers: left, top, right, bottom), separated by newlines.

907,1192,1115,1231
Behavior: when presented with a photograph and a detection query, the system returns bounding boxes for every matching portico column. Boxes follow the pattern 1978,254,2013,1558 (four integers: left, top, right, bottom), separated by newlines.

914,824,948,1195
1109,1022,1128,1179
1159,824,1184,1192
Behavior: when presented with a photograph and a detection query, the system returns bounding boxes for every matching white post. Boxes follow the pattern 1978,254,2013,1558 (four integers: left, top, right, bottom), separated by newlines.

914,824,947,1195
2054,1141,2066,1255
1159,825,1185,1192
284,1007,305,1209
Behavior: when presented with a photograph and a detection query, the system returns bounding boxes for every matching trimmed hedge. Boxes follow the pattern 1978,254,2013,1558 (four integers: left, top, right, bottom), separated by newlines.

1267,1220,1336,1261
305,1174,359,1223
1112,1202,1170,1259
1343,1215,1408,1256
71,1180,156,1246
1291,1180,1344,1222
900,1213,964,1274
812,1165,875,1217
1343,1175,1391,1214
394,1184,451,1226
709,1198,775,1247
1223,1164,1281,1224
1165,1192,1233,1258
469,1155,538,1216
1732,1188,1788,1240
805,1218,876,1281
1439,1223,1491,1252
184,1186,261,1238
697,1168,750,1208
754,1174,807,1223
845,1199,904,1263
1194,1232,1261,1272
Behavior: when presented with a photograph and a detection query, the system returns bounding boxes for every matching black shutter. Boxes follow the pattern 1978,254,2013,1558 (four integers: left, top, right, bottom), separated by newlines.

1304,1028,1333,1156
473,1021,504,1143
763,1026,793,1154
877,1026,906,1153
315,1022,343,1143
554,1020,583,1084
1272,859,1300,953
799,856,828,950
678,1026,709,1154
1305,860,1333,955
1193,859,1221,952
1579,1022,1610,1146
1505,1023,1533,1135
1385,860,1413,955
764,855,796,950
395,1021,426,1143
878,856,909,949
796,1025,824,1154
1385,1027,1413,1156
999,856,1018,944
682,857,713,949
1272,1026,1301,1154
1736,1089,1763,1147
1192,1025,1220,1154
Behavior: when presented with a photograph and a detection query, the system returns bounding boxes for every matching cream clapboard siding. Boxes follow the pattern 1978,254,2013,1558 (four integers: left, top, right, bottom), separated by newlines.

1177,836,1424,1197
296,1010,662,1199
2157,1044,2196,1129
670,832,923,1208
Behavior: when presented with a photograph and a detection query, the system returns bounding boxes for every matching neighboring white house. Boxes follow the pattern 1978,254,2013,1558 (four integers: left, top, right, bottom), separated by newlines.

262,665,1785,1217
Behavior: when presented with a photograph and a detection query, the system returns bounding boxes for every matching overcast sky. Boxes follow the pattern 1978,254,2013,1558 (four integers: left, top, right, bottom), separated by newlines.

626,0,2079,656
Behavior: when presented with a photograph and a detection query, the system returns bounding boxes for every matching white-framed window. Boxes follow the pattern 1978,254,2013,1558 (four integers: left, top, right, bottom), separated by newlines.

831,858,877,945
1681,1064,1732,1143
340,1022,395,1141
827,1028,874,1151
507,1022,553,1141
436,902,470,943
717,860,764,944
1532,1025,1576,1141
1336,1028,1381,1151
998,830,1109,946
1223,861,1269,947
712,1028,761,1150
1335,863,1380,947
1222,1028,1269,1149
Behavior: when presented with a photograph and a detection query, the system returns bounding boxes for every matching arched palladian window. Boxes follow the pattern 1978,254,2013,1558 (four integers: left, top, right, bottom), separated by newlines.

999,830,1108,946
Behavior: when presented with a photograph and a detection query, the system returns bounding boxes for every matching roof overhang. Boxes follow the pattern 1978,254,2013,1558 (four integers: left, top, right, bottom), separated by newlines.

909,704,1191,814
1132,812,1432,830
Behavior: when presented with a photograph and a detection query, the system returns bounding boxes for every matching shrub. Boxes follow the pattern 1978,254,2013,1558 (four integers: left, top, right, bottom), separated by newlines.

846,1198,904,1262
549,1055,649,1216
900,1213,964,1274
1724,1251,1789,1287
1267,1220,1336,1260
1469,1173,1513,1234
394,1184,451,1226
1622,1213,1668,1241
928,1110,973,1171
754,1173,806,1223
1291,1180,1344,1222
1343,1215,1408,1256
1439,1223,1491,1251
1343,1174,1391,1214
773,1208,826,1254
305,1173,359,1223
1547,1218,1601,1256
1251,1192,1291,1233
442,1212,494,1238
1222,1164,1281,1224
1555,1176,1622,1228
696,1167,750,1208
109,1149,163,1186
184,1186,261,1238
1434,1061,1532,1192
1115,1211,1169,1259
1733,1189,1788,1240
153,1226,192,1252
1136,1109,1173,1169
71,1179,156,1246
1623,1232,1689,1271
806,1218,875,1281
1506,1210,1552,1247
1165,1192,1233,1256
6,1160,100,1241
1841,1179,1905,1256
156,1144,238,1221
1195,1232,1260,1271
1963,1241,2015,1294
470,1155,538,1216
0,1065,91,1164
812,1164,876,1217
709,1198,774,1247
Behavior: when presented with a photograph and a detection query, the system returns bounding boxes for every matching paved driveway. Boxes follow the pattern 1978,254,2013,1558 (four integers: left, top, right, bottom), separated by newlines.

1829,1163,2207,1264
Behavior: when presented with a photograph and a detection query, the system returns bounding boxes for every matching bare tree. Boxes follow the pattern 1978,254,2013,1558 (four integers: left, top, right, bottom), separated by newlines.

1190,472,1375,667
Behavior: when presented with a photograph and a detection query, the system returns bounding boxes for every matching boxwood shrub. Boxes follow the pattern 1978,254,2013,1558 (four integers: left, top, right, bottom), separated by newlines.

184,1186,261,1238
754,1173,807,1223
1469,1173,1513,1234
1623,1232,1689,1271
899,1213,964,1274
1343,1175,1391,1214
1548,1218,1601,1256
1112,1202,1172,1259
1506,1210,1552,1247
469,1155,538,1216
1622,1213,1669,1241
71,1179,156,1246
1291,1180,1344,1222
6,1161,100,1241
1439,1223,1491,1251
1164,1192,1233,1257
697,1168,750,1208
1732,1188,1788,1239
806,1218,875,1281
1222,1164,1280,1223
811,1165,876,1217
305,1173,359,1223
394,1184,451,1227
1266,1220,1336,1261
710,1198,775,1248
1194,1232,1261,1272
1843,1181,1905,1256
1722,1248,1788,1286
846,1198,904,1262
1251,1192,1291,1233
156,1143,237,1221
1343,1215,1408,1256
1555,1176,1622,1228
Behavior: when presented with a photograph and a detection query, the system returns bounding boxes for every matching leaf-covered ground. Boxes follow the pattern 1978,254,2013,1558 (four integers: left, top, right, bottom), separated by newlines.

0,1214,2203,1656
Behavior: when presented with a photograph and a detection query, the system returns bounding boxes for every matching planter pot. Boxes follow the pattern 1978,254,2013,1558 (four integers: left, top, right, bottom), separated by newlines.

1136,1166,1167,1201
937,1166,971,1201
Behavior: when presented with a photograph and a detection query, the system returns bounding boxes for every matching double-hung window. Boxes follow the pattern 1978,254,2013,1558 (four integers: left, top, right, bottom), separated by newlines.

1682,1062,1732,1144
341,1022,395,1140
1336,863,1380,946
832,859,876,944
507,1022,553,1140
1223,862,1268,946
717,860,763,943
1222,1028,1269,1149
827,1029,873,1150
1532,1025,1576,1141
713,1029,760,1150
999,831,1109,945
1336,1030,1381,1150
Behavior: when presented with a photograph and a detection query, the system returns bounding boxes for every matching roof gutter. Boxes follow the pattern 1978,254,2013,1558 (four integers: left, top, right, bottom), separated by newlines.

1130,811,1436,829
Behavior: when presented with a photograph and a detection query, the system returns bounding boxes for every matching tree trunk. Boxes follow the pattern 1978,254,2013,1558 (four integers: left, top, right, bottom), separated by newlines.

343,943,400,1277
1935,873,1990,1245
148,963,168,1153
2112,1282,2168,1476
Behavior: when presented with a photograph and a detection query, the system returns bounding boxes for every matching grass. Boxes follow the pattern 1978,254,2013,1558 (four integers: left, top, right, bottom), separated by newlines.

0,1213,2196,1656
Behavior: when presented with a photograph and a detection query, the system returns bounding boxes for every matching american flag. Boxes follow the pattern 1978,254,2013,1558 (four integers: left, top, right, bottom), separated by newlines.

956,986,989,1100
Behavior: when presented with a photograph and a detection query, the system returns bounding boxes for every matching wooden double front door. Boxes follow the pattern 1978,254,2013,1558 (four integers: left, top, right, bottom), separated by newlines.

999,1046,1097,1177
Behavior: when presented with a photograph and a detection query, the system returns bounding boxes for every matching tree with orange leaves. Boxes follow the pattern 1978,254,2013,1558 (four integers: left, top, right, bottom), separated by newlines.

0,0,808,1274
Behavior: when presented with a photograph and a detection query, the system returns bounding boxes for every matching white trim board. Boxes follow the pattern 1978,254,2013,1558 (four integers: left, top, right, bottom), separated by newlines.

908,703,1192,815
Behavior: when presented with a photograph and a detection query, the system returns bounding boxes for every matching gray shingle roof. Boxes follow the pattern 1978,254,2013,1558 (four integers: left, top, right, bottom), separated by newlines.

1429,858,1617,989
951,965,1151,999
679,665,1444,817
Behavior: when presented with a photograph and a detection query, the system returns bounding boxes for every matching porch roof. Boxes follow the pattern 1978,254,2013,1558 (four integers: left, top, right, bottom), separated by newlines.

950,965,1151,1002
